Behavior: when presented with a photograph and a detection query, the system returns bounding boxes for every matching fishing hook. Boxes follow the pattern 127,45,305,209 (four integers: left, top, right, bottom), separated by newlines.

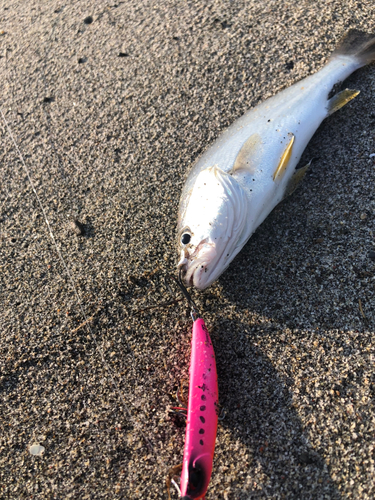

164,269,200,322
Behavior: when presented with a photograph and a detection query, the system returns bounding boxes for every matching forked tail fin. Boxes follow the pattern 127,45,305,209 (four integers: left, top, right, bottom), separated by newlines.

331,29,375,67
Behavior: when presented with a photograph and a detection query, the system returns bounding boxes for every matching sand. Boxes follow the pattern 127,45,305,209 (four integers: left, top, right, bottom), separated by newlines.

1,0,374,498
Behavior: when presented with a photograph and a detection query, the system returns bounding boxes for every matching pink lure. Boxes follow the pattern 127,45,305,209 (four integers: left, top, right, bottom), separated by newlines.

180,318,219,500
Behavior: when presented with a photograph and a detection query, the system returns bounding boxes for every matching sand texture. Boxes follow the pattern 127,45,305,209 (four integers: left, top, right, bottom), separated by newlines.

1,1,375,498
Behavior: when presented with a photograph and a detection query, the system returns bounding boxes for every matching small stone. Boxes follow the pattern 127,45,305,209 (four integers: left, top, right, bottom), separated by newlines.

285,60,294,70
83,16,93,24
29,444,45,456
360,213,367,220
369,250,375,261
346,404,354,415
68,219,85,236
298,452,315,465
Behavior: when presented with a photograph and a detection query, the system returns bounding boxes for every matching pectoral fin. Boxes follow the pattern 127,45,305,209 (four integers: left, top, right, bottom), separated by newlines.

231,133,263,174
327,89,360,116
273,134,295,181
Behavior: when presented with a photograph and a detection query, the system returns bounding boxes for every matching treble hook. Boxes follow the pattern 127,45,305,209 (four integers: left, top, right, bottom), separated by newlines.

165,269,200,322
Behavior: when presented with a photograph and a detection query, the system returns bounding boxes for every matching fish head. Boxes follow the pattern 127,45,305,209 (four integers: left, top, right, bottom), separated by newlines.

177,166,249,289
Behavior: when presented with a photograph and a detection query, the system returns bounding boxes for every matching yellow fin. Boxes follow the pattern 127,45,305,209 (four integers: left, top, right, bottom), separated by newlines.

273,134,295,181
327,88,360,116
284,159,312,198
231,133,263,174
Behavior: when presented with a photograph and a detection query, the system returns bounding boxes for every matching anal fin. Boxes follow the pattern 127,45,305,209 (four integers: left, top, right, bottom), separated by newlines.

284,159,313,198
327,88,360,116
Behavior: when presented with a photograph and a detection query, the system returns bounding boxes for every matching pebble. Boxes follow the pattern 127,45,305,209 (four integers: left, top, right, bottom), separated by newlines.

68,219,85,236
29,444,45,456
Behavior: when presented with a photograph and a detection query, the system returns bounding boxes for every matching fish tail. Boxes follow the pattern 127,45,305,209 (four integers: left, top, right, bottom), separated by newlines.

331,29,375,67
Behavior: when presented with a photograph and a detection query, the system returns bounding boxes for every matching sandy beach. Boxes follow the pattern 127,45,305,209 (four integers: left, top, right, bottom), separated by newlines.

1,0,375,498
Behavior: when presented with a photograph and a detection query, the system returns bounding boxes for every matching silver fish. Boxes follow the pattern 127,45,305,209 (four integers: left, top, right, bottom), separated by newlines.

177,30,375,289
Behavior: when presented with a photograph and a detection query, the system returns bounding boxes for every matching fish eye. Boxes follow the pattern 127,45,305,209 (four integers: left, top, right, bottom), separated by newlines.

181,233,191,245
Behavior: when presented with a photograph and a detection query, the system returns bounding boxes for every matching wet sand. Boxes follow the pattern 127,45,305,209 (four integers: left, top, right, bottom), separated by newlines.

1,1,375,498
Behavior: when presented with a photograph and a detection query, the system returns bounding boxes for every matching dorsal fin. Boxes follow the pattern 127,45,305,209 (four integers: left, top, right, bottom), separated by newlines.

273,134,295,181
231,133,263,174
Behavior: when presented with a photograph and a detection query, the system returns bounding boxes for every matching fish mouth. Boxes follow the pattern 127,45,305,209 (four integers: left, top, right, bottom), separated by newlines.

178,240,219,290
178,230,250,290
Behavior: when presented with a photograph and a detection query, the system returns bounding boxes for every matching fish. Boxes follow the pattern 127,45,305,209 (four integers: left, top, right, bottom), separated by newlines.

177,30,375,289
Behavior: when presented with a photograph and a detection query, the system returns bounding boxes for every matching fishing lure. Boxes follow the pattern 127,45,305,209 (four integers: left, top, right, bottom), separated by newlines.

168,272,219,500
